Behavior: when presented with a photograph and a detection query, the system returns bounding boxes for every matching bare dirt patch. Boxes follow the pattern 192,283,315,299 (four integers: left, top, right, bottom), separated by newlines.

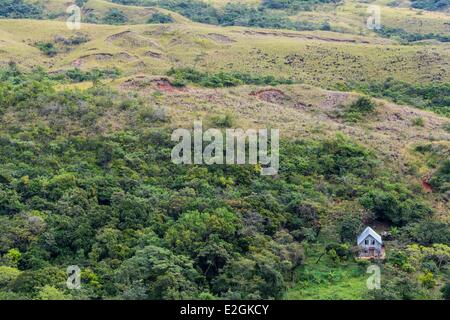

146,25,175,36
320,92,350,109
153,78,179,92
294,102,311,110
204,33,236,43
120,76,152,90
106,31,133,42
422,178,433,193
144,51,163,59
115,52,138,62
251,89,288,104
120,77,184,93
107,31,161,48
72,53,113,67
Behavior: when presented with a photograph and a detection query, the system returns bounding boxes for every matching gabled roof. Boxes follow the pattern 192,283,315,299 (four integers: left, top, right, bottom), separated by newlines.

357,227,382,245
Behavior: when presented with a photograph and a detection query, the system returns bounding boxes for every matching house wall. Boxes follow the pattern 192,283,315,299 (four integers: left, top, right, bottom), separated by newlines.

359,235,382,251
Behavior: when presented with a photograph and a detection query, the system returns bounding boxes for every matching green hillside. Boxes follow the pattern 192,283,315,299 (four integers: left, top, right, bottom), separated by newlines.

0,0,449,301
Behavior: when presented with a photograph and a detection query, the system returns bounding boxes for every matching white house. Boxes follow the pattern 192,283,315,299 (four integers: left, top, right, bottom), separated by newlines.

357,227,383,258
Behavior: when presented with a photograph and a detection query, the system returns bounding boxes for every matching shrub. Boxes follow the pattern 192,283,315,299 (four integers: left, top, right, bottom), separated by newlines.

36,42,57,57
376,26,450,42
360,189,432,226
350,96,377,113
148,12,174,24
210,113,236,128
411,0,449,11
418,271,436,288
167,68,293,88
429,159,450,193
0,0,42,18
347,78,450,117
411,116,425,127
61,68,121,83
339,215,362,243
441,283,450,300
103,9,128,24
341,96,377,122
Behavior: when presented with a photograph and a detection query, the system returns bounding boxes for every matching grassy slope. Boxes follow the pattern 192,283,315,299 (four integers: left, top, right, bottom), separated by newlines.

112,79,450,214
0,19,449,88
289,1,450,37
26,0,450,37
284,246,368,300
29,0,191,23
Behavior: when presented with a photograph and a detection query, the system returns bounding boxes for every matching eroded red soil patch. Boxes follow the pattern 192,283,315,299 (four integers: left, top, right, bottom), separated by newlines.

153,79,178,92
422,176,433,193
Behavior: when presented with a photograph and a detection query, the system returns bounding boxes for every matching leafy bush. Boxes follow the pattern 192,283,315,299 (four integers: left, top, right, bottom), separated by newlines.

411,117,425,127
167,68,293,88
375,26,450,42
340,96,377,122
57,68,121,83
410,0,450,11
350,96,376,113
0,0,42,18
260,0,339,14
441,283,450,299
346,78,450,117
210,113,236,128
36,42,58,57
429,159,450,193
339,215,362,243
103,8,128,25
148,12,174,24
360,188,432,226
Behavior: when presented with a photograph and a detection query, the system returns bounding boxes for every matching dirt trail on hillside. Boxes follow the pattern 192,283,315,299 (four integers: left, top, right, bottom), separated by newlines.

204,33,236,43
239,30,370,44
106,30,162,49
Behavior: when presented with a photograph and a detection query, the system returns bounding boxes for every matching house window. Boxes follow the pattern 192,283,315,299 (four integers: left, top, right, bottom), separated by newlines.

372,240,375,245
365,239,368,245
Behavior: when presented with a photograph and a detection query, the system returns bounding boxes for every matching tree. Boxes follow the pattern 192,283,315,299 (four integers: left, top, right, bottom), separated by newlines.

115,245,203,299
441,283,450,300
3,249,21,267
339,215,362,243
37,285,70,300
0,266,21,288
164,208,240,255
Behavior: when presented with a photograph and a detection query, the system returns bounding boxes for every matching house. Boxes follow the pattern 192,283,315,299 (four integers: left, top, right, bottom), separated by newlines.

357,227,384,259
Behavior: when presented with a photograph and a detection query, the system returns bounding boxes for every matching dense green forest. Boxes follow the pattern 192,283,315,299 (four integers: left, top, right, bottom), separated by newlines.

0,65,448,299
